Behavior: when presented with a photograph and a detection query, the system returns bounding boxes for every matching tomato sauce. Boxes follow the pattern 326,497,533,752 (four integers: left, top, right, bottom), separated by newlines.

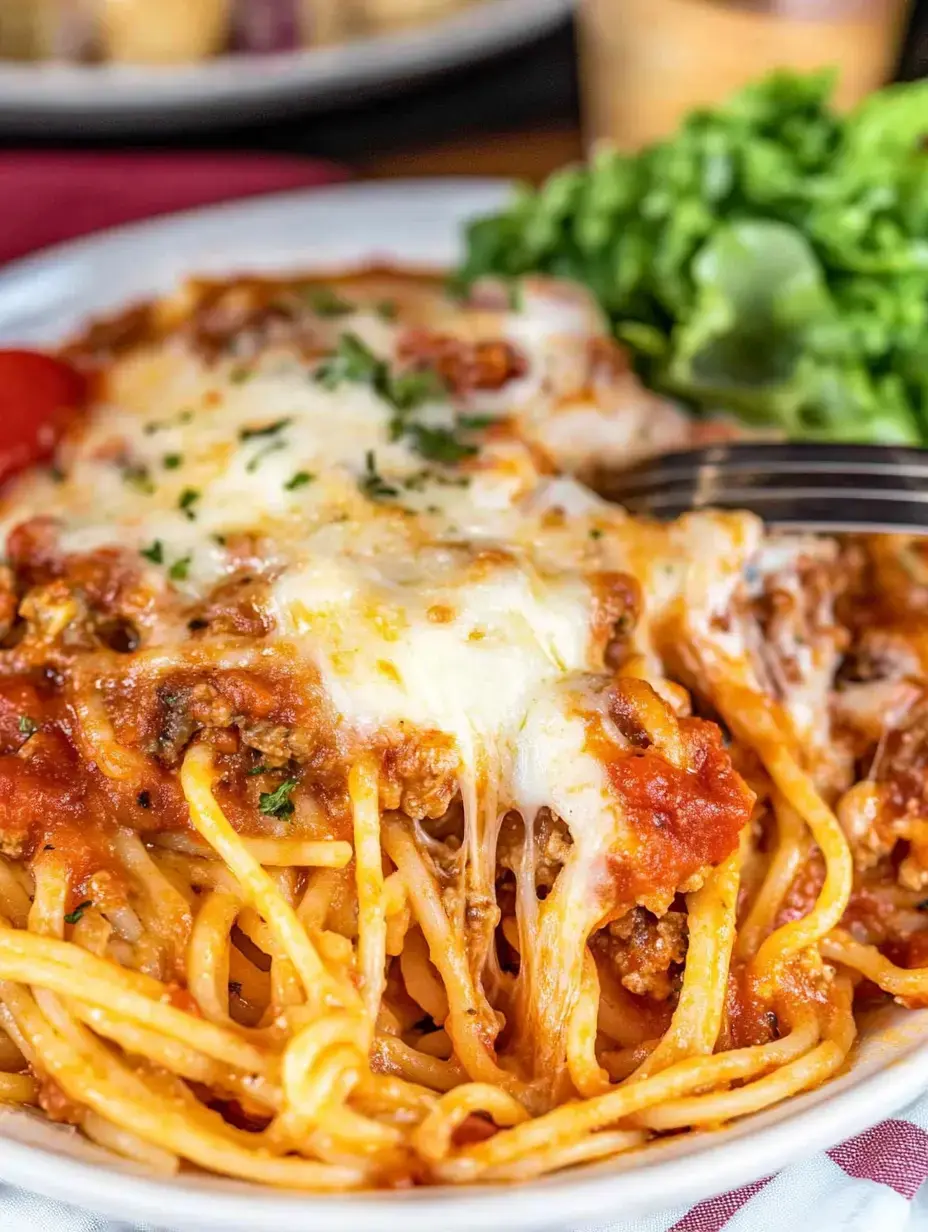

605,717,754,913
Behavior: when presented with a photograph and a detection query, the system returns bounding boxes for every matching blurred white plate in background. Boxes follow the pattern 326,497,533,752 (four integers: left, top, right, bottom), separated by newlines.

0,0,573,134
0,179,926,1229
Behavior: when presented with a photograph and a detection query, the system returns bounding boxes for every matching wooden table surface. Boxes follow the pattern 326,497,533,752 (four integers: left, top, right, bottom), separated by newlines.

362,123,584,184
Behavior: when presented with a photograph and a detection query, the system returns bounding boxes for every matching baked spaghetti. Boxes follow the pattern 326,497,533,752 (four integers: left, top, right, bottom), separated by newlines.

0,269,920,1188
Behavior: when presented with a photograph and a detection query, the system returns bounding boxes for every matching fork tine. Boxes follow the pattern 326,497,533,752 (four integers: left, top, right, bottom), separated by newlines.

619,472,928,500
602,442,928,533
610,443,928,498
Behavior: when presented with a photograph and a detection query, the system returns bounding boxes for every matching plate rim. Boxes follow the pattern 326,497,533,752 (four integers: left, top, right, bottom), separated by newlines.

0,0,573,131
1,1022,927,1231
0,176,925,1228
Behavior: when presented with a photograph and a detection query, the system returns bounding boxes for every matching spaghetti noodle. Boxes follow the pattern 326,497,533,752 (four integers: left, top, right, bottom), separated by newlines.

0,268,922,1190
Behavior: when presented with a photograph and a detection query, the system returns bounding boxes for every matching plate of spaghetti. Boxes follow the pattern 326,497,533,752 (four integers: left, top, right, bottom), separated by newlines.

0,181,926,1231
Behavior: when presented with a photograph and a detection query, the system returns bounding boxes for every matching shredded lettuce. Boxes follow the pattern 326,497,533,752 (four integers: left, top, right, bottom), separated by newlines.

457,70,928,445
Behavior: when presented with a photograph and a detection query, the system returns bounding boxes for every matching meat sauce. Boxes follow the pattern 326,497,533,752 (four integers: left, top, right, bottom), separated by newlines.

0,673,189,892
604,715,755,916
397,329,528,396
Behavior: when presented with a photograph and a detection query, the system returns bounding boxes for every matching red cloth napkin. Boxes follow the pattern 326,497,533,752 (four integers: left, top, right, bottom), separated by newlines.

0,151,348,265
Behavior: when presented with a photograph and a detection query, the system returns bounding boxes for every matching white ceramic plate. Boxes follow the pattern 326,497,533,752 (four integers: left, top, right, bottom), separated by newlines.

0,179,926,1230
0,0,571,134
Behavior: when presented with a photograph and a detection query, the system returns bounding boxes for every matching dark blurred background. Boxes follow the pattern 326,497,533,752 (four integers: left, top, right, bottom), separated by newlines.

0,0,921,185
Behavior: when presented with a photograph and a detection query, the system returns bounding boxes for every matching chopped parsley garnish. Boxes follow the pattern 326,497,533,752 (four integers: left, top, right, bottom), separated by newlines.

178,488,200,520
211,533,227,547
246,765,269,777
458,413,497,430
259,778,298,818
49,465,65,484
17,715,37,737
245,440,285,474
359,450,399,501
589,527,604,540
315,332,384,391
162,453,183,470
284,470,315,491
388,367,446,414
168,554,192,582
306,286,355,317
376,299,398,321
229,366,253,385
140,540,164,564
137,791,151,809
507,280,524,312
144,408,194,434
239,417,291,442
405,424,477,465
122,463,155,495
64,900,93,926
316,333,480,473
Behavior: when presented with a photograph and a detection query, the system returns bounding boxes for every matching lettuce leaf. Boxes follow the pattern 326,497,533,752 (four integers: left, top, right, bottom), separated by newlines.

457,71,928,446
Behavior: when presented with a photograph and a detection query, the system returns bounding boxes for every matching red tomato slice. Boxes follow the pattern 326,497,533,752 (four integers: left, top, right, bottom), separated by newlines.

0,350,86,488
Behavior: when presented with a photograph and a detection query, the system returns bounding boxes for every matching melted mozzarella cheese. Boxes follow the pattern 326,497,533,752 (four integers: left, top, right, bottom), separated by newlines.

0,276,767,892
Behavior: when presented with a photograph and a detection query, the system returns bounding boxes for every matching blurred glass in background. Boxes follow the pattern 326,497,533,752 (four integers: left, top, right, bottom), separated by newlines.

580,0,913,150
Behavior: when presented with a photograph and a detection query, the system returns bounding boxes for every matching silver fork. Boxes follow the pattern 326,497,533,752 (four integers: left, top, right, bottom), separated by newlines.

598,442,928,533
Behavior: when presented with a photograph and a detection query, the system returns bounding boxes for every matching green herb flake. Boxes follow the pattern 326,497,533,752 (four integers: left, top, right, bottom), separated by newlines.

402,470,429,492
315,332,384,391
162,453,183,470
376,299,398,321
145,408,194,434
589,527,604,540
239,417,291,442
359,450,399,502
178,488,201,520
406,424,478,465
458,413,497,430
284,470,315,491
123,463,155,495
230,366,253,385
259,777,299,818
306,286,355,317
245,440,286,474
64,900,93,926
168,554,192,582
140,540,164,564
388,367,447,414
246,765,269,777
17,715,37,737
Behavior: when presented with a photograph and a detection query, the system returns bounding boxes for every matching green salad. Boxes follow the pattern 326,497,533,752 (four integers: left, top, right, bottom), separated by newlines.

457,71,928,445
